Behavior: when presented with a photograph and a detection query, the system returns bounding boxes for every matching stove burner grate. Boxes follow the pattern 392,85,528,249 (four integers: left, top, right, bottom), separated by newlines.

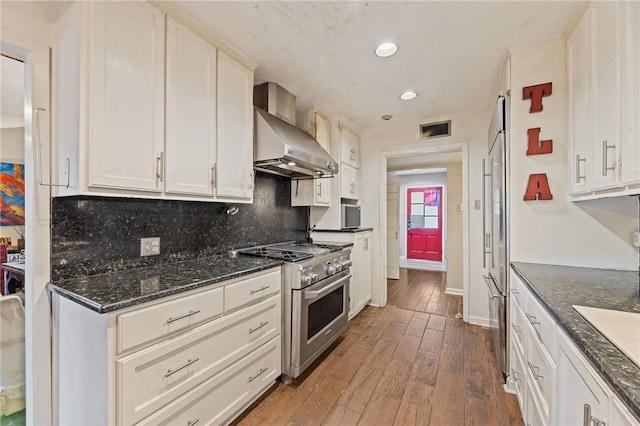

236,246,313,262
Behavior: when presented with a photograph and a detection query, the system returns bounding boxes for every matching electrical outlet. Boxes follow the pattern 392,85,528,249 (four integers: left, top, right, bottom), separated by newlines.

633,232,640,248
140,237,160,256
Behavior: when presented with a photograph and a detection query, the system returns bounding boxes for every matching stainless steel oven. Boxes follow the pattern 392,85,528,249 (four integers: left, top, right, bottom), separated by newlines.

236,241,352,383
290,270,349,378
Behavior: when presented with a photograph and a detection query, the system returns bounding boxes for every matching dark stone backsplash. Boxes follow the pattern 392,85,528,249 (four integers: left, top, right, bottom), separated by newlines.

51,173,308,280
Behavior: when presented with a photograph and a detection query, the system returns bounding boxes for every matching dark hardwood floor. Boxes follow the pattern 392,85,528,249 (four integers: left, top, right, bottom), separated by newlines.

234,268,524,426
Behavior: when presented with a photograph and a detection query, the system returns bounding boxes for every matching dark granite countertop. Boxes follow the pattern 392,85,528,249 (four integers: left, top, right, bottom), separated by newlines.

511,262,640,420
312,227,374,233
48,255,282,314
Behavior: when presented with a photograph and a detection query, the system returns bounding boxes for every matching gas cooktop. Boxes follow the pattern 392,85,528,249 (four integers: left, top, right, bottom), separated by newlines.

235,241,345,262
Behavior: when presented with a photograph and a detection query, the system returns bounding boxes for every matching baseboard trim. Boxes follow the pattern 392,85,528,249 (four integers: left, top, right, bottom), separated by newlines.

444,288,463,296
399,259,446,272
467,315,491,327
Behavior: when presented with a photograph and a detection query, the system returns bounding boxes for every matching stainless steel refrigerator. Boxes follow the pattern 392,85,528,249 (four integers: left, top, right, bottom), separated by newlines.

483,94,509,379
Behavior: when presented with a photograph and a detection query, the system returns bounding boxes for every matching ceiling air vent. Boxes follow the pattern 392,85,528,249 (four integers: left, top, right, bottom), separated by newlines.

420,120,451,140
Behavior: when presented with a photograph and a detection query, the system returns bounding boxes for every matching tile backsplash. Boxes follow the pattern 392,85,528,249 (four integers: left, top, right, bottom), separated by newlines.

51,173,307,280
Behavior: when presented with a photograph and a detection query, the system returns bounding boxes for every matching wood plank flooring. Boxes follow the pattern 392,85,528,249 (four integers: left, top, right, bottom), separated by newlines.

234,268,524,426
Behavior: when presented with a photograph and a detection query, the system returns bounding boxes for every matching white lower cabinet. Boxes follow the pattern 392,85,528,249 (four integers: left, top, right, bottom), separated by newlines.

509,270,640,426
311,230,372,319
52,267,281,426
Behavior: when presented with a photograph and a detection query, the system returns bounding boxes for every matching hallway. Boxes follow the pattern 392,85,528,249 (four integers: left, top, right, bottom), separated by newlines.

234,269,523,425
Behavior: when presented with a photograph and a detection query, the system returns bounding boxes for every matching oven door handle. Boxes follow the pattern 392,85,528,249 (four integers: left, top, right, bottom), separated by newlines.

303,274,351,300
483,275,503,299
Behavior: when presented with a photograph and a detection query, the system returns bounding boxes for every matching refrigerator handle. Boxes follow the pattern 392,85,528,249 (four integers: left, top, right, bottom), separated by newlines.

482,159,492,268
482,275,503,299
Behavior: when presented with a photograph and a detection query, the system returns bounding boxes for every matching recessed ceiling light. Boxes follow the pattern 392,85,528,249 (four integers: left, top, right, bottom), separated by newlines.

400,91,417,101
288,161,296,166
381,114,393,121
375,42,398,58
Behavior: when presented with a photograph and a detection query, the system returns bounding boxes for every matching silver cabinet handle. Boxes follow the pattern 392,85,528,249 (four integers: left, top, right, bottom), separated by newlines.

166,310,201,324
512,324,522,334
602,140,615,176
575,154,586,183
525,312,540,326
165,357,199,377
35,107,70,188
187,419,199,426
527,361,544,381
250,285,270,295
481,159,492,268
248,367,268,383
211,163,216,189
156,152,164,183
249,321,269,334
511,368,521,382
511,288,520,296
248,171,254,190
583,404,606,426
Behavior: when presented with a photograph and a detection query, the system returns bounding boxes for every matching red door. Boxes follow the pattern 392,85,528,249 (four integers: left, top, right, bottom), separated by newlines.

407,187,443,261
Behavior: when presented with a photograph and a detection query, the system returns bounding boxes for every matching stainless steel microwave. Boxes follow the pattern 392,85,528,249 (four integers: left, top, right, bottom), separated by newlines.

341,204,361,229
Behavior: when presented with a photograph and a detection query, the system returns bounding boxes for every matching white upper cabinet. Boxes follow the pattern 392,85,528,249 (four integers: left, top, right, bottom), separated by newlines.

340,163,359,200
89,1,165,192
567,1,640,199
340,125,360,169
216,51,254,200
165,17,217,196
619,1,640,186
53,2,256,202
292,107,332,206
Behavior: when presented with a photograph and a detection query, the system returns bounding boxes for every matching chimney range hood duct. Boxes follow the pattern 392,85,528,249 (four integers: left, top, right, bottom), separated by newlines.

253,83,338,179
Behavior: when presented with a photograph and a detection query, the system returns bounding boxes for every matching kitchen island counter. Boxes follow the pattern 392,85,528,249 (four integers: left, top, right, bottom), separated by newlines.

511,262,640,420
48,255,282,314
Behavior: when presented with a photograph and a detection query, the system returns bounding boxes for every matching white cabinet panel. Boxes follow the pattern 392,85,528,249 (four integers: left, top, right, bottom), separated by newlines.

340,126,360,169
165,17,217,196
291,178,331,206
89,1,165,192
216,51,254,200
224,269,281,312
340,163,359,200
620,1,640,186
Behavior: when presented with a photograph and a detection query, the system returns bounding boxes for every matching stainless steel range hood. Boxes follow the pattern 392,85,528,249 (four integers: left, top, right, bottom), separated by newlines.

253,83,338,179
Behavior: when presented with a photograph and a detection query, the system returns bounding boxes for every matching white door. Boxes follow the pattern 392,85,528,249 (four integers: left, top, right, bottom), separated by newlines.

165,17,217,196
89,1,165,192
386,177,400,279
216,51,254,199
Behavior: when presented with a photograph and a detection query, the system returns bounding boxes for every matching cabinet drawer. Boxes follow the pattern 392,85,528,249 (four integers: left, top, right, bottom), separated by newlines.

224,270,280,312
510,344,526,409
137,336,281,426
525,325,554,421
510,302,527,356
524,292,557,362
117,295,280,425
510,272,526,310
525,375,549,426
117,286,223,353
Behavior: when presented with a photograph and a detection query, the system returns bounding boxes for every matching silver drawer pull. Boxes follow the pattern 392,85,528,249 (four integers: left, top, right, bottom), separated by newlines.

250,285,270,295
187,419,199,426
511,289,520,295
167,310,201,324
527,361,544,381
249,321,269,334
511,368,521,382
512,324,522,333
248,367,268,383
165,358,199,377
525,312,540,326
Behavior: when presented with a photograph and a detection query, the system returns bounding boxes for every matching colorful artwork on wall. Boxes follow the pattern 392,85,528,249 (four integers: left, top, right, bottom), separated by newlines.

0,162,25,226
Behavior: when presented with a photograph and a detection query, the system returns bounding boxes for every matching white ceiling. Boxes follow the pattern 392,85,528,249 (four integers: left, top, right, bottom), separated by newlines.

0,55,25,129
171,1,585,130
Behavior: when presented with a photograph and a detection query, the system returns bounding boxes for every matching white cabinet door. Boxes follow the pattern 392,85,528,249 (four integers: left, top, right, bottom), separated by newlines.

216,51,254,200
340,163,359,200
315,111,331,152
555,331,609,426
165,17,217,196
89,1,165,192
350,232,371,319
567,14,590,194
340,126,360,168
619,1,640,186
589,2,620,190
292,178,332,206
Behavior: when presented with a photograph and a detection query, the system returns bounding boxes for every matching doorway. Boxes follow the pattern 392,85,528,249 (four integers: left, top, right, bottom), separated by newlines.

407,186,443,262
1,38,53,426
380,144,468,320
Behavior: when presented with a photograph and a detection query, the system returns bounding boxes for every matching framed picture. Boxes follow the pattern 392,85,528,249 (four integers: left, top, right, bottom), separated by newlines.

0,162,25,226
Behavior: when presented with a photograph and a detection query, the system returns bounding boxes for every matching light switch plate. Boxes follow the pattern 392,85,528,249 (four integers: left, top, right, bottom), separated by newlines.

140,237,160,256
633,232,640,248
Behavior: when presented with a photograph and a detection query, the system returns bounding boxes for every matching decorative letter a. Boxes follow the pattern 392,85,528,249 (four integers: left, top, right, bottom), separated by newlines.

523,174,553,200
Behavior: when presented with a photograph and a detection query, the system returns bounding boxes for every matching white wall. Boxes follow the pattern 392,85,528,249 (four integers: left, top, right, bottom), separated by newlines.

360,110,491,324
508,38,639,270
446,162,463,291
